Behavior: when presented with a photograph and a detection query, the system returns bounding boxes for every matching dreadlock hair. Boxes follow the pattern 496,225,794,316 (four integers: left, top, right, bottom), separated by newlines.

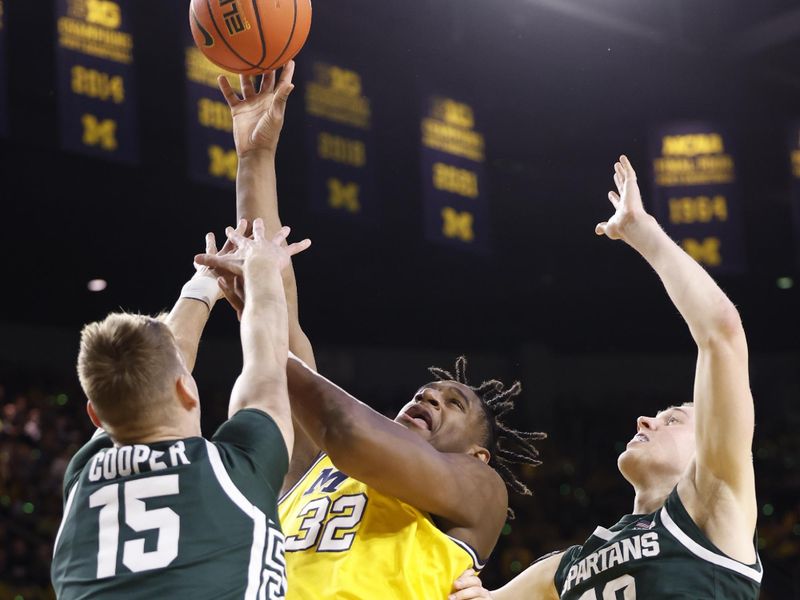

429,356,546,516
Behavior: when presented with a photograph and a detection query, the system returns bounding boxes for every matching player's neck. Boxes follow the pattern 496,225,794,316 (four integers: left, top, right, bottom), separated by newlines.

111,422,200,446
631,482,673,514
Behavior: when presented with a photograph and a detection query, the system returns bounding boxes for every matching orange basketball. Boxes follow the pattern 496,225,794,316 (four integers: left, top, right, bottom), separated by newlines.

189,0,312,75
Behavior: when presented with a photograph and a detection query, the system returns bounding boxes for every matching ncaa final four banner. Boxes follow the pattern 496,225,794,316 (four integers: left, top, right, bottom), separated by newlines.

55,0,138,164
302,59,376,223
420,95,489,253
649,122,745,274
183,25,240,189
0,0,8,138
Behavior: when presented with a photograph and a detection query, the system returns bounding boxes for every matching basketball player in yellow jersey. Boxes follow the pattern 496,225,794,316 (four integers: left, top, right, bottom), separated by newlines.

193,65,547,599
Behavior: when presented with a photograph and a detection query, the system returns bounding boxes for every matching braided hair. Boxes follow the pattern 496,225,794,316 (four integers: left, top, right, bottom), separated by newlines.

428,356,546,504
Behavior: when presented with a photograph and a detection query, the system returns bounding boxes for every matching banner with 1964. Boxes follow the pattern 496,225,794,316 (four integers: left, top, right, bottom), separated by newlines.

649,122,745,274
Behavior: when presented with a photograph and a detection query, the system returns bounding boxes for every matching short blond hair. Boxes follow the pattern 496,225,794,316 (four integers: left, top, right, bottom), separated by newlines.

77,312,182,429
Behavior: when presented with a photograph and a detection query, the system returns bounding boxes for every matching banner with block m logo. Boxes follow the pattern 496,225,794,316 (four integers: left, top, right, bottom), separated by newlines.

420,93,489,253
55,0,138,163
649,121,744,274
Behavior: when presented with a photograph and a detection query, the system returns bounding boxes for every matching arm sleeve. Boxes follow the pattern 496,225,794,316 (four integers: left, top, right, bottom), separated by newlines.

62,430,113,499
212,408,290,496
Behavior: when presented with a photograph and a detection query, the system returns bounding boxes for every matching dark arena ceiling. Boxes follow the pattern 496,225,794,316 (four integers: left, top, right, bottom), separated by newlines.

2,0,800,354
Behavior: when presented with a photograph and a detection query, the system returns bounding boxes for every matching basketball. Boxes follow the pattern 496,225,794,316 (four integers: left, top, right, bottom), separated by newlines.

189,0,312,75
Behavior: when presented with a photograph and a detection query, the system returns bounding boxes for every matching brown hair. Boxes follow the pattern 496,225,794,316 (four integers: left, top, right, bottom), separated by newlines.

77,312,182,429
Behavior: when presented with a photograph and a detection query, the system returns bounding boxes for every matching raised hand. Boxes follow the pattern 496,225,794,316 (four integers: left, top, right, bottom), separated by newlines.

195,218,310,278
218,61,296,156
194,219,248,281
195,218,310,319
595,155,652,242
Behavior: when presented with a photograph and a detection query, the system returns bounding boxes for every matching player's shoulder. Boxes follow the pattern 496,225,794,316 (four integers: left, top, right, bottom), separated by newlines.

212,408,290,497
212,408,285,453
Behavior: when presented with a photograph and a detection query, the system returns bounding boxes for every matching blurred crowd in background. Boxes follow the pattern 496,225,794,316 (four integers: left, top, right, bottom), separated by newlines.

1,359,798,599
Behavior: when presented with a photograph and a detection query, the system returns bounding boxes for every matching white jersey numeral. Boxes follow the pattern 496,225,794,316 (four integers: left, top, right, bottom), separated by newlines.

88,474,180,577
285,493,367,553
285,497,330,551
577,574,636,600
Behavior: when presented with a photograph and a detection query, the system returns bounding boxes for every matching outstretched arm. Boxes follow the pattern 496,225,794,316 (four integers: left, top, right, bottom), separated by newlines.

449,552,563,600
218,63,312,363
219,65,320,491
596,157,756,532
218,220,311,457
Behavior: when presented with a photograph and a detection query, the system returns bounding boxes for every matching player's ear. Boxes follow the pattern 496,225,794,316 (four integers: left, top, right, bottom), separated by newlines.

469,445,491,465
176,374,199,411
86,401,103,429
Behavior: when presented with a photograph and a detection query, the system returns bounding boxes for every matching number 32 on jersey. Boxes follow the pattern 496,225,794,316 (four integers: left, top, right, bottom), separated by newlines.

285,493,367,552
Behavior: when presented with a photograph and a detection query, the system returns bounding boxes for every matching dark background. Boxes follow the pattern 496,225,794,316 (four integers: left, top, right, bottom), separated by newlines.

1,0,799,598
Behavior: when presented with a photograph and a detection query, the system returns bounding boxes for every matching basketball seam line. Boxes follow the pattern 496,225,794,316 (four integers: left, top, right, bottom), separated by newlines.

264,0,299,71
205,0,262,69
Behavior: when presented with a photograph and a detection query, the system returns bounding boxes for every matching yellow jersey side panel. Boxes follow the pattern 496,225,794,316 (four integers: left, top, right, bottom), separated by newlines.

279,454,483,600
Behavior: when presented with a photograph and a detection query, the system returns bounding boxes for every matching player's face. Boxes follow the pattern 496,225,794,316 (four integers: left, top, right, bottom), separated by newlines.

618,405,695,485
395,381,486,453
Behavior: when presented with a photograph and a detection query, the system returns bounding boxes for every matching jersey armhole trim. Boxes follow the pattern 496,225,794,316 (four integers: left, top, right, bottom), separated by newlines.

591,526,616,541
278,451,327,505
53,481,80,556
205,440,269,600
659,505,763,583
446,534,488,571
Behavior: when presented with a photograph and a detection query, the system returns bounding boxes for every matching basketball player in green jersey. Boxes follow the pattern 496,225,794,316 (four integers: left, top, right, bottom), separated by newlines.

51,219,310,598
449,156,761,600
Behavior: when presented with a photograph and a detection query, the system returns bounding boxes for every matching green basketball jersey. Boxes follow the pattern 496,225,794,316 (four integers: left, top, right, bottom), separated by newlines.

51,409,289,599
554,488,761,599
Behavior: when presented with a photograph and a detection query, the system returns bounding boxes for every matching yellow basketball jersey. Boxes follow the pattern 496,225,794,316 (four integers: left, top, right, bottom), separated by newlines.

278,453,486,599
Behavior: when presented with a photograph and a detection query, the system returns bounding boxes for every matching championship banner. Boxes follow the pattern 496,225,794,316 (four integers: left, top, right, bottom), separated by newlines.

184,27,241,189
55,0,138,163
303,59,376,222
0,0,8,138
650,122,745,273
420,95,489,253
789,122,800,268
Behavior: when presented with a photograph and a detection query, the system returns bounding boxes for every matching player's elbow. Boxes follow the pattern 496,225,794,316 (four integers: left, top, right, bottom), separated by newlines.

319,403,360,451
320,405,390,480
697,298,745,348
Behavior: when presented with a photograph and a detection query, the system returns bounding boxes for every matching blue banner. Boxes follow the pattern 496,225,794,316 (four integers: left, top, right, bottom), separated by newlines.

0,0,7,137
649,122,744,274
420,96,489,253
184,30,241,189
303,59,376,222
55,0,138,164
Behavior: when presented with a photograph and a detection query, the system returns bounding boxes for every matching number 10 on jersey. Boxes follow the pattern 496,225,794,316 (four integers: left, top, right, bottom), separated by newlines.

577,574,636,600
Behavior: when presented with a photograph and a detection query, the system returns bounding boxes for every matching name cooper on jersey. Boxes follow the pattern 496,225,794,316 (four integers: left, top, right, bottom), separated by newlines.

562,532,661,592
87,441,192,483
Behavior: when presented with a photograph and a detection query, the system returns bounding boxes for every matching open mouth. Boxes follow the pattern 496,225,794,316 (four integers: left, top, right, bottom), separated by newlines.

402,404,434,431
630,433,649,443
